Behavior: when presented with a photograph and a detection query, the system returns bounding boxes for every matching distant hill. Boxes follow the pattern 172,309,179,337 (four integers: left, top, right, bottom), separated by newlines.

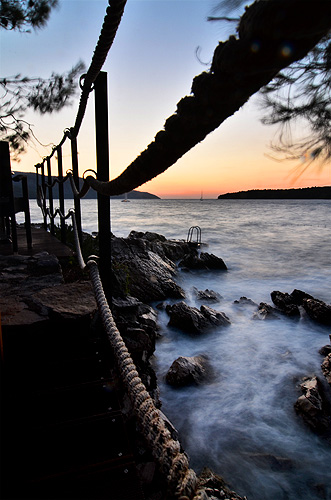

218,186,331,200
11,171,160,199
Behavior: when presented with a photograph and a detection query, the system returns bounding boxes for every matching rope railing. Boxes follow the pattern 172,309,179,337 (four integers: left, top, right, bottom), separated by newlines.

32,1,201,493
51,204,198,499
35,0,127,197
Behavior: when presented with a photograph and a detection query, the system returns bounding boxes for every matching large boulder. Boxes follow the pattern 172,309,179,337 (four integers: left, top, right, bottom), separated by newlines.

166,301,230,333
128,231,195,262
294,376,331,435
270,291,300,316
302,298,331,326
270,289,331,325
290,289,314,305
165,355,211,386
319,345,331,356
111,236,185,302
321,354,331,386
178,252,227,270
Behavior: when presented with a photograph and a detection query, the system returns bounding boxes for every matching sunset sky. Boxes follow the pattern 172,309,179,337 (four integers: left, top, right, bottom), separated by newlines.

1,0,330,199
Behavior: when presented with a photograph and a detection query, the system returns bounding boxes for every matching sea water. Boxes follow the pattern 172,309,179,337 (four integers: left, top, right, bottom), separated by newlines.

22,199,331,499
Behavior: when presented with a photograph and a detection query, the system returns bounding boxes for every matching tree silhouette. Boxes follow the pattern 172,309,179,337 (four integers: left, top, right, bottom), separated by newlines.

0,0,84,159
210,0,331,164
0,0,59,31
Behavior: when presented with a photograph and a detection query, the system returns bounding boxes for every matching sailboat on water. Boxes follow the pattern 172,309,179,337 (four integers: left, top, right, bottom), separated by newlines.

121,192,130,202
200,191,203,201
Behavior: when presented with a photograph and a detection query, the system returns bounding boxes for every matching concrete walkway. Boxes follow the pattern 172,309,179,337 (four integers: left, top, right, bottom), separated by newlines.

0,225,73,257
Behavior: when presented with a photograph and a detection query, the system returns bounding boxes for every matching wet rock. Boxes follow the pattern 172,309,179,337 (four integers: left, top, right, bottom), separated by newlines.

165,355,212,386
129,231,193,262
196,467,245,500
179,251,227,270
111,236,185,302
321,354,331,386
234,296,257,306
122,328,153,359
253,302,279,320
270,291,300,316
290,289,314,305
294,376,331,435
166,301,230,333
319,345,331,357
302,298,331,326
270,288,331,325
193,287,222,302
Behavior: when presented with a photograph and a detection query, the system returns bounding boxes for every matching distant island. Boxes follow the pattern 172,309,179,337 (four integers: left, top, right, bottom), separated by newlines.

12,171,160,200
218,186,331,200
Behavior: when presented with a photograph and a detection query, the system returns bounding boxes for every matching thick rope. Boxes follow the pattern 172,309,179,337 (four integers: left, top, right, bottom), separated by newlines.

86,259,198,498
49,211,198,497
83,0,331,196
72,0,127,137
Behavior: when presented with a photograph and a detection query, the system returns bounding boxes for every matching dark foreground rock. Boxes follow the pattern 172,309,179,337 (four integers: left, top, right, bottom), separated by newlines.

294,376,331,436
319,345,331,357
166,355,212,387
128,230,195,262
234,296,257,307
322,354,331,386
270,289,331,325
270,291,300,316
193,287,222,302
303,298,331,326
179,251,227,270
111,236,185,302
166,301,230,333
195,467,245,500
253,302,279,320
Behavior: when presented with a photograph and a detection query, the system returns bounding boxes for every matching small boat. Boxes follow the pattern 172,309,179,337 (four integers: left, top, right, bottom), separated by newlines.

121,193,130,202
200,191,203,201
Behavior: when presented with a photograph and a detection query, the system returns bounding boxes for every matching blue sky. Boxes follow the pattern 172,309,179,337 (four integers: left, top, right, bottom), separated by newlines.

1,0,329,198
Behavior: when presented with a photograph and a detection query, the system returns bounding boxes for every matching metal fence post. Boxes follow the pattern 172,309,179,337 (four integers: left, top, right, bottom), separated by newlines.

70,134,82,244
40,162,47,230
94,71,112,302
57,146,66,244
46,157,55,235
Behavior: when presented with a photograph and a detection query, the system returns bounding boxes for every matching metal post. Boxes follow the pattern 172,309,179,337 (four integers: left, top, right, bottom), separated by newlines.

57,146,66,244
46,157,54,235
40,162,47,230
94,71,112,302
0,141,18,252
70,134,82,244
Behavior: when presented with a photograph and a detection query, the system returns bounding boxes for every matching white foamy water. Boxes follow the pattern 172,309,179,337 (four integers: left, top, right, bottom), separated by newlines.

23,198,331,499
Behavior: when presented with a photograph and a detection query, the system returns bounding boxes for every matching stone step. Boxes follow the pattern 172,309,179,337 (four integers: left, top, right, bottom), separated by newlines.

30,378,120,426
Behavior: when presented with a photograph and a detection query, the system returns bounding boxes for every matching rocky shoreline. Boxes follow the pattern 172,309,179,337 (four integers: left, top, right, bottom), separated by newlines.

1,230,330,499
